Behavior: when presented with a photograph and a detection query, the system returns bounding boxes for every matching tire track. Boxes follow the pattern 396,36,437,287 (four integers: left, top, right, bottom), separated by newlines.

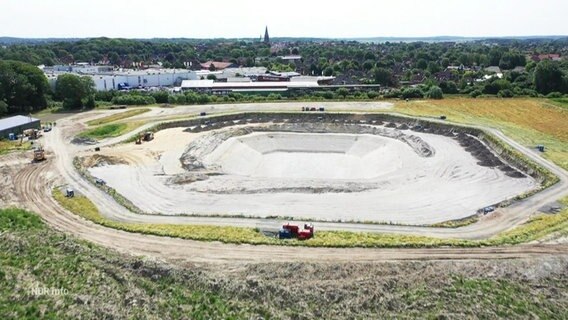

6,104,568,264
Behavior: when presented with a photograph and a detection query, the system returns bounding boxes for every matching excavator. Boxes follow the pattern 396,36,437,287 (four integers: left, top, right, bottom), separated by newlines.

33,146,46,162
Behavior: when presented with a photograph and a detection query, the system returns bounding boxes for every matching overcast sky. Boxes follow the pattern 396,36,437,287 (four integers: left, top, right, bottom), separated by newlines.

2,0,567,39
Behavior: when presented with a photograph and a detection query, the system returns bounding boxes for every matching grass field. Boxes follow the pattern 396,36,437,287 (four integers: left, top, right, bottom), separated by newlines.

0,208,267,319
393,98,568,170
0,140,32,155
3,207,567,319
78,122,143,140
86,108,150,126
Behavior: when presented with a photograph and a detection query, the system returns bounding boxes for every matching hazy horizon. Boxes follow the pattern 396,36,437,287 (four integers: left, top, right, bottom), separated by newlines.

2,0,568,39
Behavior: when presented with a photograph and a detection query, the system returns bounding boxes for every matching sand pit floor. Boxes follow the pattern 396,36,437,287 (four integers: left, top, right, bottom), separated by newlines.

88,126,537,224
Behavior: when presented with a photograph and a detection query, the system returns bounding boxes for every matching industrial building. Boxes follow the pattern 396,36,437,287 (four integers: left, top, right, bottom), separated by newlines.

43,66,198,92
0,115,41,139
41,63,335,93
180,79,321,93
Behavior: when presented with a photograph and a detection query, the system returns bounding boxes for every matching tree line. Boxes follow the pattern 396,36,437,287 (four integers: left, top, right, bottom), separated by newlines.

0,60,96,116
1,38,568,116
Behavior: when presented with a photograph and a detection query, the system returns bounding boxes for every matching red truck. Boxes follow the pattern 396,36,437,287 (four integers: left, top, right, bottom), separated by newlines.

279,223,314,240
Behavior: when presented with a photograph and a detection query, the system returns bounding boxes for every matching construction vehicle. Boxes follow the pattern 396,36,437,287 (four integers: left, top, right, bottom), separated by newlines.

483,206,496,214
143,132,154,141
33,146,46,162
279,223,314,240
24,129,41,140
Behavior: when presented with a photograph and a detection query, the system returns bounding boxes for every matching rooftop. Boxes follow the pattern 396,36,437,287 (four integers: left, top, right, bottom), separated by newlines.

200,61,235,70
181,80,319,90
0,115,40,131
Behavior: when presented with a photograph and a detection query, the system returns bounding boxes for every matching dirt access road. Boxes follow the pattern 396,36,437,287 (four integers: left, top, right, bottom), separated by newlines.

7,101,568,264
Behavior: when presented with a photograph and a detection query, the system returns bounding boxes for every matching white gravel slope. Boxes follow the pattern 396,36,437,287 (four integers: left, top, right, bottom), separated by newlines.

89,128,536,224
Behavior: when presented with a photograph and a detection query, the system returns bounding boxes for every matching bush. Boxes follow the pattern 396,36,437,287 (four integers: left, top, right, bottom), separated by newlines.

384,89,401,99
267,93,282,100
546,92,563,98
168,94,187,105
111,94,156,105
95,90,118,102
367,91,379,99
470,90,483,98
426,86,444,99
95,100,113,108
185,92,199,104
321,91,334,99
401,87,424,99
336,87,349,98
439,81,459,94
521,89,538,97
497,89,514,98
151,91,170,104
196,94,211,104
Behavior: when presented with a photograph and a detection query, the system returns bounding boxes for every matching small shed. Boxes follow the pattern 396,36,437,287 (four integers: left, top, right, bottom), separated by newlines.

0,115,41,139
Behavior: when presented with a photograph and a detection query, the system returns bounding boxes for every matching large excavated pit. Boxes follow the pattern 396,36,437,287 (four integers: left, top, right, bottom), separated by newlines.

205,132,403,180
87,113,539,224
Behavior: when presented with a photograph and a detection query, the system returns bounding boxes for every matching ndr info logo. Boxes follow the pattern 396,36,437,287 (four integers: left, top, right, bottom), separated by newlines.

30,286,69,296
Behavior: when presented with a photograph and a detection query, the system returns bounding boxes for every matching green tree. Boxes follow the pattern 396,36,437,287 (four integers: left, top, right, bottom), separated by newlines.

337,87,349,98
0,60,49,114
426,86,444,99
470,90,482,98
401,87,424,99
367,91,379,99
0,100,8,116
416,59,428,70
362,60,375,70
439,81,458,94
427,62,441,74
323,67,334,76
534,60,565,94
55,74,95,109
108,52,120,65
373,68,395,87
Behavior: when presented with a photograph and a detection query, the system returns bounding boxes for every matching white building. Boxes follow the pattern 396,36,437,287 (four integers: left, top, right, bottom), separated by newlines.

180,79,320,93
43,65,198,91
88,69,198,91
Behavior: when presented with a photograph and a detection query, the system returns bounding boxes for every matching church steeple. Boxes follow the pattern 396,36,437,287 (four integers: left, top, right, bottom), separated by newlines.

263,26,270,44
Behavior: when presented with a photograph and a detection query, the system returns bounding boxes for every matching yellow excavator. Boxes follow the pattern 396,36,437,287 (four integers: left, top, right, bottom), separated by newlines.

33,146,46,162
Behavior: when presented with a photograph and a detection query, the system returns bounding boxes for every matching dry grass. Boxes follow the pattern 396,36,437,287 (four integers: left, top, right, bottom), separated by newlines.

395,98,568,141
394,98,568,170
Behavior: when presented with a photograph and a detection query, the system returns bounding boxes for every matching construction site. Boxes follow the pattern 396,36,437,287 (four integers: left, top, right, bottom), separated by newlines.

1,100,568,318
84,113,537,225
1,101,565,242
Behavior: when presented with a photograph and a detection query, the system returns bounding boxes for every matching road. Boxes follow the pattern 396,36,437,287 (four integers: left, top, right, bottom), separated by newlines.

8,101,568,263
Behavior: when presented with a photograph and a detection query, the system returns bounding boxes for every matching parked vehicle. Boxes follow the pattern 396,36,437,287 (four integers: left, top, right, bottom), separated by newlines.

279,223,314,240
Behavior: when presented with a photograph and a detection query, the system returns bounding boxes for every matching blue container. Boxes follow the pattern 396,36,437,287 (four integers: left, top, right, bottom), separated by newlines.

8,133,15,141
278,228,292,239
